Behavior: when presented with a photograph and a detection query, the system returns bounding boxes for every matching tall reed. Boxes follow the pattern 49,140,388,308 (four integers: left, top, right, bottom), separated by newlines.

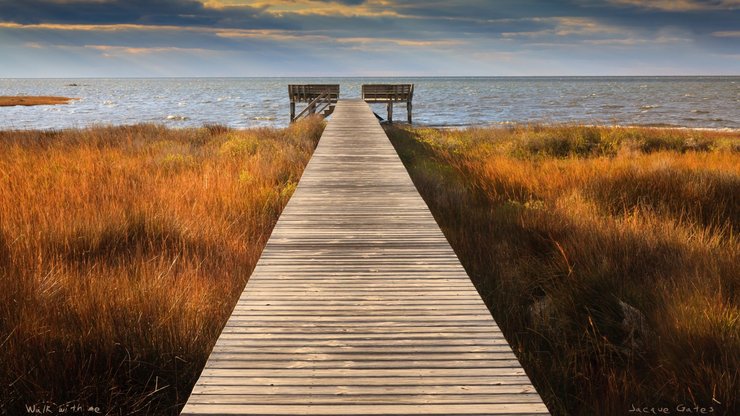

387,124,739,415
0,119,324,415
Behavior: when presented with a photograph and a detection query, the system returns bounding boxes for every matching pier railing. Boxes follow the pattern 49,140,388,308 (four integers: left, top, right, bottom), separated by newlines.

362,84,414,123
289,84,340,122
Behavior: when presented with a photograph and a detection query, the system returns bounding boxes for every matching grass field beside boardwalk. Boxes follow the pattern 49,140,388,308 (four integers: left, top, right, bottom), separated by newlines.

0,119,323,415
386,124,739,416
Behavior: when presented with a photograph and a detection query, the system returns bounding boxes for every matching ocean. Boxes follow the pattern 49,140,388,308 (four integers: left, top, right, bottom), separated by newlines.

0,77,738,130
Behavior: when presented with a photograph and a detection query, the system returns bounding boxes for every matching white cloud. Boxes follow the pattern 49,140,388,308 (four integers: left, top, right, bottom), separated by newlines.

502,17,632,39
84,45,220,57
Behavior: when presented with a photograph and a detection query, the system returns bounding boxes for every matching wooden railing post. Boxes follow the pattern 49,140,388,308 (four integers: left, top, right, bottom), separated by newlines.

387,102,393,123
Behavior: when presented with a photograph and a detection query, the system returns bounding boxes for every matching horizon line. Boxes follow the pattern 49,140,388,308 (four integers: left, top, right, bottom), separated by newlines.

2,74,740,80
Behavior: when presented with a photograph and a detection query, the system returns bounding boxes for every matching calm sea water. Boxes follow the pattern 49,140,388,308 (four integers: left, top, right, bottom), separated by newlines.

0,77,738,130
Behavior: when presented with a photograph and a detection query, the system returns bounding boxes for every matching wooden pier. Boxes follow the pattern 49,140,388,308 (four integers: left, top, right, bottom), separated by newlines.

182,99,549,415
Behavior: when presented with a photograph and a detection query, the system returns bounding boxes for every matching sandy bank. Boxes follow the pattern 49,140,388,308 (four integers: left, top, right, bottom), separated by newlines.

0,96,77,107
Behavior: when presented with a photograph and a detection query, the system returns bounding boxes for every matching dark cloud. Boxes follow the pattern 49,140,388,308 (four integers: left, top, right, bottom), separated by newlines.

0,0,288,29
0,0,737,40
390,0,584,20
382,0,739,38
579,1,739,35
0,0,737,76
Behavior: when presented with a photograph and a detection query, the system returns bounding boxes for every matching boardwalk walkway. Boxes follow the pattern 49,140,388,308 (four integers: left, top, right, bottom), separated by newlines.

181,99,549,415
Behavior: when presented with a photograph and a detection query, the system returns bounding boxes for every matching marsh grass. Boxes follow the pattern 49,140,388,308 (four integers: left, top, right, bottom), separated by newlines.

0,119,324,415
387,124,739,416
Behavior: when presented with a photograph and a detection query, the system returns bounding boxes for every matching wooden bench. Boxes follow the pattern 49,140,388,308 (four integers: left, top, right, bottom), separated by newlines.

362,84,414,123
288,84,340,122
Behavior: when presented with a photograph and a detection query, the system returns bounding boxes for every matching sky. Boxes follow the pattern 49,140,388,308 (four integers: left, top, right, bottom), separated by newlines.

0,0,738,77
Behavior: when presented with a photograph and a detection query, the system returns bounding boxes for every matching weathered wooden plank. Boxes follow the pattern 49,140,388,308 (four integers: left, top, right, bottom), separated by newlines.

181,403,549,415
210,346,520,355
210,339,513,348
205,352,518,361
190,385,539,395
217,326,502,334
196,368,528,378
228,307,487,314
181,99,548,415
192,375,537,387
185,393,546,405
235,300,482,305
202,360,525,370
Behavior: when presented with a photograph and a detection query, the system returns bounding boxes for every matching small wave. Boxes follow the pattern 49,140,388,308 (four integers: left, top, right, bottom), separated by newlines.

166,115,190,121
639,105,660,110
252,116,275,121
691,110,710,114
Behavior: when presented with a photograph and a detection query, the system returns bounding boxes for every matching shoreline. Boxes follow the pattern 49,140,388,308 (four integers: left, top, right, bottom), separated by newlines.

424,121,740,133
0,120,738,133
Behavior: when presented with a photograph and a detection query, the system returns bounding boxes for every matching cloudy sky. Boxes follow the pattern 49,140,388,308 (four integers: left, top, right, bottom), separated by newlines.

0,0,738,77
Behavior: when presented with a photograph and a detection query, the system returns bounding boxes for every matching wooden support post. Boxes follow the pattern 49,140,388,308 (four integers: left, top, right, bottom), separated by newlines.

407,102,412,124
290,102,296,122
387,102,393,123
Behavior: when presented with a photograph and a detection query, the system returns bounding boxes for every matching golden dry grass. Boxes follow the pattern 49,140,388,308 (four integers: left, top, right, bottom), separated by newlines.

0,119,324,415
0,96,76,106
386,124,740,416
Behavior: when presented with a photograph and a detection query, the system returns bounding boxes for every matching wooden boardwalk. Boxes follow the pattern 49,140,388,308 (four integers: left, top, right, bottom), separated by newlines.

181,99,549,415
